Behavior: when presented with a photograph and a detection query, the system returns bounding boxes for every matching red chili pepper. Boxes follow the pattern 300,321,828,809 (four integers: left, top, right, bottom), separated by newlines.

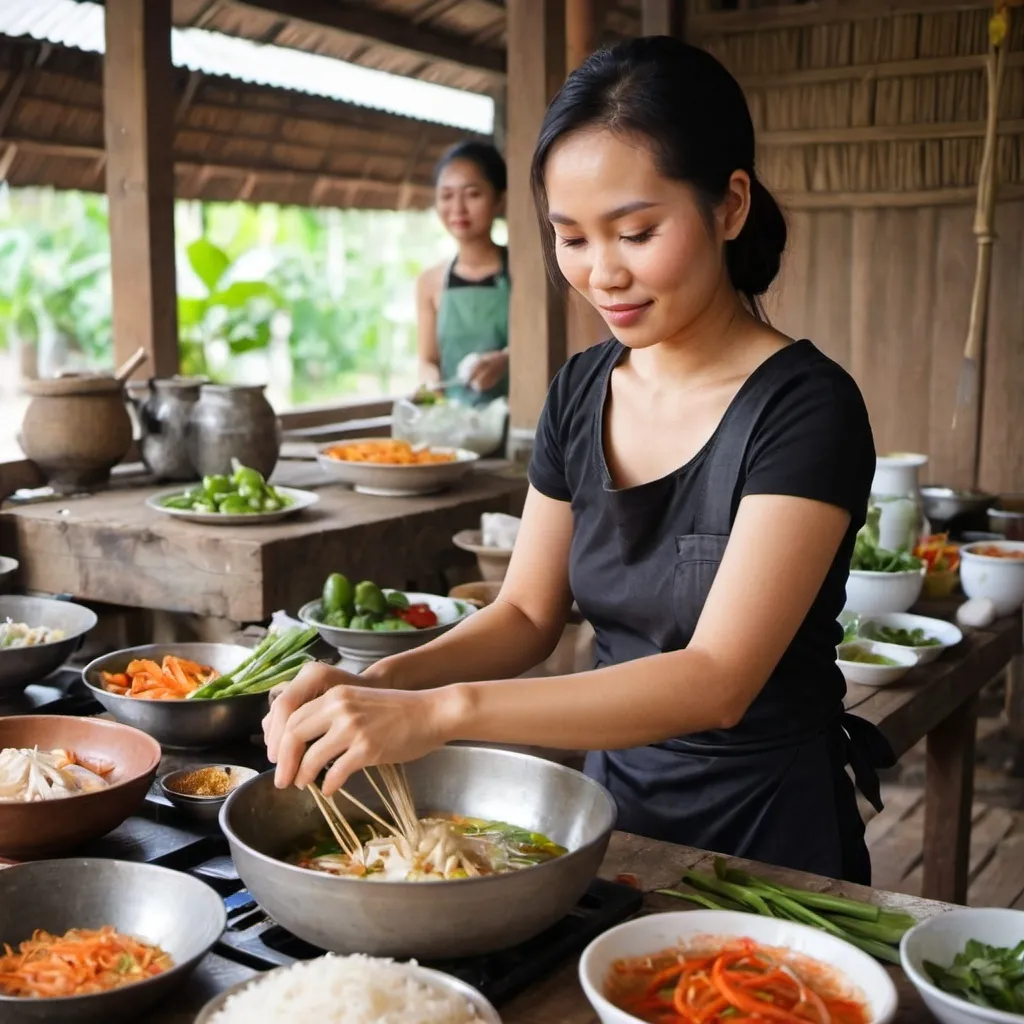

398,603,438,629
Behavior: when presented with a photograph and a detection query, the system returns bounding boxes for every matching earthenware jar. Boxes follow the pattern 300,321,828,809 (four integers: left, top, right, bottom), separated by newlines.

128,376,206,482
19,374,133,493
187,383,281,479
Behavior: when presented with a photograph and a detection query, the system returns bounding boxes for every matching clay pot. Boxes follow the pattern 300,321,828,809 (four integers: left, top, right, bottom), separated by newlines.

128,376,206,482
187,383,281,479
19,374,134,493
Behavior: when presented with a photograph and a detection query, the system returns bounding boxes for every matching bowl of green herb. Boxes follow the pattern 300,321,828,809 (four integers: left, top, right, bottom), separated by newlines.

845,507,926,615
901,907,1024,1024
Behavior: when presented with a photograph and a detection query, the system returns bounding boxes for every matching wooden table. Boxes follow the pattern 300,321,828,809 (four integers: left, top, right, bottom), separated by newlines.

144,831,951,1024
844,606,1021,904
0,462,527,621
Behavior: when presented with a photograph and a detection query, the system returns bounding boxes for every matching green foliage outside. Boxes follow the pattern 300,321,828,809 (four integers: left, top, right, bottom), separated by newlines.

0,188,454,403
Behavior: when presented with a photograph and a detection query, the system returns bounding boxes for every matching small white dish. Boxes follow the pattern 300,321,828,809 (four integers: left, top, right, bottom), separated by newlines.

854,612,962,665
580,910,898,1024
146,486,319,525
845,566,926,615
959,541,1024,617
900,907,1024,1024
837,639,919,686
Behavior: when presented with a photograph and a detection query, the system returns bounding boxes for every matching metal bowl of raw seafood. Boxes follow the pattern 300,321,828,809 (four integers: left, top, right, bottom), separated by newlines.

0,715,161,860
82,643,268,749
220,745,617,959
0,858,225,1024
0,595,98,697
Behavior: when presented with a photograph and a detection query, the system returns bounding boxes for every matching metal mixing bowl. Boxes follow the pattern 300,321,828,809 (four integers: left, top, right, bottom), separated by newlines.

0,595,98,697
220,745,617,959
920,486,993,526
0,858,226,1024
81,643,268,749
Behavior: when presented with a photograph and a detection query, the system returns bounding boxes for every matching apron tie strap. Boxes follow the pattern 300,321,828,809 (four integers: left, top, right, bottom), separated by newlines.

841,712,896,814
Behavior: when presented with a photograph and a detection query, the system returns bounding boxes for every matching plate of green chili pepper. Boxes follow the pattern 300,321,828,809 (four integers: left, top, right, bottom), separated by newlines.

146,460,319,525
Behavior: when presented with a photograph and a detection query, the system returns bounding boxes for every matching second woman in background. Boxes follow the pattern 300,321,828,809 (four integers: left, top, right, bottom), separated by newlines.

416,141,510,406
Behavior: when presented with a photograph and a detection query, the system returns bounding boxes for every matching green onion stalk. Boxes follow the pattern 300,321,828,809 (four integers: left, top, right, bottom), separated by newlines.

189,626,319,700
655,857,916,965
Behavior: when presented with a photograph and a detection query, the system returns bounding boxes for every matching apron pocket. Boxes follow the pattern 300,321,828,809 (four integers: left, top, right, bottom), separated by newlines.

672,533,730,644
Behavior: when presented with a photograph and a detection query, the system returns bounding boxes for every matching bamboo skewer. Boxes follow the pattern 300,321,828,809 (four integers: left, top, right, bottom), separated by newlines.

953,3,1012,438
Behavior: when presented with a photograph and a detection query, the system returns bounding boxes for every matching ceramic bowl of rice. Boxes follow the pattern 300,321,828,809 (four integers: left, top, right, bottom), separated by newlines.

194,954,502,1024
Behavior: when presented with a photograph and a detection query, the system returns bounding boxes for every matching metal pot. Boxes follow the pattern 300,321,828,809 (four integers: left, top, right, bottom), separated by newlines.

187,383,281,479
0,595,97,697
128,376,206,482
220,745,617,959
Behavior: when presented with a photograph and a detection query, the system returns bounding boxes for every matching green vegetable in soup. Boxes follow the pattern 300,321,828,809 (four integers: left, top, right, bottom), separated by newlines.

861,623,940,647
354,580,387,616
322,573,354,616
841,649,899,666
924,939,1024,1014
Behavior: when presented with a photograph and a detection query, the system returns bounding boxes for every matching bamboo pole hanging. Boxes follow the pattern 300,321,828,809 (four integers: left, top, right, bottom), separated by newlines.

952,2,1014,444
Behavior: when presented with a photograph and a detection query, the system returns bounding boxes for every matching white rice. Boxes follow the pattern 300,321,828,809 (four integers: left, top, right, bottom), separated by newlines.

208,954,485,1024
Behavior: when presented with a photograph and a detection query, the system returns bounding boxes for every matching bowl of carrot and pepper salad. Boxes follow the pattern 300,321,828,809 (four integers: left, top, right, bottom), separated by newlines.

579,911,898,1024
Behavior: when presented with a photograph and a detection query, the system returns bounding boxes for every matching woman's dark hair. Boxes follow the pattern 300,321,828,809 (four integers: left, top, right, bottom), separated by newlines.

530,36,786,319
434,140,507,196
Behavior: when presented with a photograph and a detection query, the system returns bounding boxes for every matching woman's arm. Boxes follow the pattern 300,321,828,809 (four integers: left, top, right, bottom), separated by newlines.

365,486,574,688
416,268,442,385
268,492,850,792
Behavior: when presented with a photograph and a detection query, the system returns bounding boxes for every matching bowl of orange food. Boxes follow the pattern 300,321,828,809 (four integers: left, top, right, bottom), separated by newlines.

81,643,268,749
959,541,1024,617
318,438,479,497
579,911,898,1024
0,857,225,1023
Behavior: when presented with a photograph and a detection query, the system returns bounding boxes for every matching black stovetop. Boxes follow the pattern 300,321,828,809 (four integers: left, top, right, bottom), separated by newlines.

6,673,643,1007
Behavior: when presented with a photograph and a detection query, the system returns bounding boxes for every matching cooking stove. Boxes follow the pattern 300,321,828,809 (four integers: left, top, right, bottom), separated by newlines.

2,686,643,1005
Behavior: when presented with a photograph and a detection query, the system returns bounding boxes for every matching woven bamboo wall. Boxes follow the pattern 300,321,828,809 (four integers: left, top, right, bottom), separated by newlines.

687,1,1024,493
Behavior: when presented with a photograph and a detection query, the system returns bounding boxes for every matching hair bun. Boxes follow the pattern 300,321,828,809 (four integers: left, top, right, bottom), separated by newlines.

726,176,787,298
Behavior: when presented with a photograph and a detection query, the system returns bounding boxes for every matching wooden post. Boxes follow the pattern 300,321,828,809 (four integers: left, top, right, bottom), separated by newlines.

492,84,507,157
641,0,686,38
564,0,610,357
922,692,978,903
104,0,180,379
506,0,567,432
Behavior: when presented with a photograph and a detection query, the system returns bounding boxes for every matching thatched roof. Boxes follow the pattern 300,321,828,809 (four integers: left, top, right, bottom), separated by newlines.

74,0,644,95
0,34,487,209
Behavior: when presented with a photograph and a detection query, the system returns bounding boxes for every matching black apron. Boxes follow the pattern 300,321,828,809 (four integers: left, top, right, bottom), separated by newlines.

583,349,895,885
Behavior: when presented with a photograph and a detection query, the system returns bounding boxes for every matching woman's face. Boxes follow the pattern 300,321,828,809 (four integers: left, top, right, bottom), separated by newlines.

435,158,502,242
544,129,749,348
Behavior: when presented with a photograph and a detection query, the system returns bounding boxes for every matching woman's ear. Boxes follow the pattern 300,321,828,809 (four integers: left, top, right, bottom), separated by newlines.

720,170,751,242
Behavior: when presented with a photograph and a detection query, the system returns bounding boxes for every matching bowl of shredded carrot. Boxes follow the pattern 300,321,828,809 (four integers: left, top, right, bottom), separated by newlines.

82,643,268,749
0,857,225,1023
318,438,479,497
579,911,898,1024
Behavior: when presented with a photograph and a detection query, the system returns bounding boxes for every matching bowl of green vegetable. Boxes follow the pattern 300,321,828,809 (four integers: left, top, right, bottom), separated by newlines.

837,639,919,686
846,612,962,665
299,573,475,670
900,907,1024,1024
146,459,318,525
846,506,927,615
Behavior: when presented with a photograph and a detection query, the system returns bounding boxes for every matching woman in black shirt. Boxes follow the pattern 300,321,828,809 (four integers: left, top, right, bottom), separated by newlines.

264,37,892,883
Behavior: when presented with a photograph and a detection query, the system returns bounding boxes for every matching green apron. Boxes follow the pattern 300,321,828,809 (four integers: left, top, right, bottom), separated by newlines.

436,256,510,407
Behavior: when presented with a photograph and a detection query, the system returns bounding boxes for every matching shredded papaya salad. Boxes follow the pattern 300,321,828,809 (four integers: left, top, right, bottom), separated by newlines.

0,926,173,999
605,940,869,1024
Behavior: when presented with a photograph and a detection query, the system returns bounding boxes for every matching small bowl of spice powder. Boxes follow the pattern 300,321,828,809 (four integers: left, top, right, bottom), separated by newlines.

159,764,259,821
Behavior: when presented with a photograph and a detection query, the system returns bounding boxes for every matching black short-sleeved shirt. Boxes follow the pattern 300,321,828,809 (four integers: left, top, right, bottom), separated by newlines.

528,338,876,748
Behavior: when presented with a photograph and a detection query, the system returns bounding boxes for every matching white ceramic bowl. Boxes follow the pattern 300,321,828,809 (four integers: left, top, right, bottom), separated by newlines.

580,910,898,1024
959,541,1024,617
900,907,1024,1024
837,639,919,686
854,612,963,665
317,438,479,497
844,566,926,615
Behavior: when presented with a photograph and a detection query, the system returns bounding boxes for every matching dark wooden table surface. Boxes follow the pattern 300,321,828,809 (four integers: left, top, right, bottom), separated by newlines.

0,461,528,621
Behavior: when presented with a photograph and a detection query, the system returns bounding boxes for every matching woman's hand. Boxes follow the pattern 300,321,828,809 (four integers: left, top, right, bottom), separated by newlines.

262,662,463,795
469,349,508,392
